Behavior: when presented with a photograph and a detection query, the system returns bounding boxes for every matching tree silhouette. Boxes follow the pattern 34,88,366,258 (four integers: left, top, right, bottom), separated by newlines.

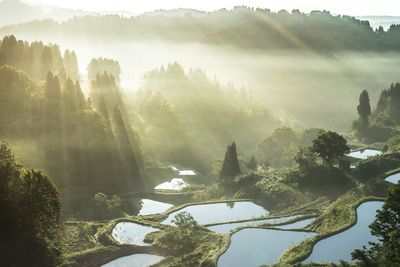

63,49,79,81
353,183,400,265
357,90,371,127
172,212,200,261
247,155,257,170
310,131,349,167
220,142,241,184
0,142,61,267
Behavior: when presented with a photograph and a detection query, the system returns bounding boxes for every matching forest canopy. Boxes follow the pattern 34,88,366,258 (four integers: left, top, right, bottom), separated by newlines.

2,7,400,51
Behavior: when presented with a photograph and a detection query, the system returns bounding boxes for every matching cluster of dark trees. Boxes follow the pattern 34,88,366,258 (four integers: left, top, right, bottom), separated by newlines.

256,127,322,168
218,142,261,189
4,8,400,51
87,58,121,84
129,62,276,173
352,183,400,266
0,142,61,266
0,35,78,81
353,84,400,142
289,130,353,195
0,36,144,216
217,130,352,197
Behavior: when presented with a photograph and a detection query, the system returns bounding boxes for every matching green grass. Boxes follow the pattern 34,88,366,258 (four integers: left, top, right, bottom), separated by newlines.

61,221,102,255
150,229,225,267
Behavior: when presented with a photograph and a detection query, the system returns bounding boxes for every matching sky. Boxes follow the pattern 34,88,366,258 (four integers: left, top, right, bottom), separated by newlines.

25,0,400,16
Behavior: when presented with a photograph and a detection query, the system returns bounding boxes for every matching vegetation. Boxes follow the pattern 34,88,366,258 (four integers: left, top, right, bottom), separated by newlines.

285,130,354,196
357,90,371,129
246,155,257,170
257,127,321,168
355,153,400,181
0,142,61,266
6,8,400,52
0,35,77,82
352,183,400,266
352,84,400,143
2,5,400,267
160,212,201,261
310,131,350,167
0,36,146,217
219,142,241,185
129,62,276,172
87,58,121,84
76,193,125,221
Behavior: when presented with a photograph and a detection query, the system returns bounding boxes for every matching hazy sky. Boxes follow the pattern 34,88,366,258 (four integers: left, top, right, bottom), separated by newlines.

25,0,400,16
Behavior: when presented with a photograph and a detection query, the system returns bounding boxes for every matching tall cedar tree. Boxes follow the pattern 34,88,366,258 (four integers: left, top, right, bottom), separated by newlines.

220,142,241,180
357,90,371,126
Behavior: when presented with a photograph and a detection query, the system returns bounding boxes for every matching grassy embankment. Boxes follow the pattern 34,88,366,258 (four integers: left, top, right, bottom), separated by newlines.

278,184,388,265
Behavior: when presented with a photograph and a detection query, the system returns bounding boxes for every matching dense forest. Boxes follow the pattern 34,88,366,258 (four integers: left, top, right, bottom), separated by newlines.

1,3,400,267
0,35,276,214
127,63,276,172
0,35,145,216
4,7,400,51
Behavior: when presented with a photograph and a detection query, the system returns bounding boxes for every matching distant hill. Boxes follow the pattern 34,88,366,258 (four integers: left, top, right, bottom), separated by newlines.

357,16,400,30
140,8,207,18
3,7,400,51
0,0,96,26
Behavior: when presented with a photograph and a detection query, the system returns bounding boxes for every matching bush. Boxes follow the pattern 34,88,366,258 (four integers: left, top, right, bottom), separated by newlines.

356,153,400,180
289,165,354,196
76,193,124,220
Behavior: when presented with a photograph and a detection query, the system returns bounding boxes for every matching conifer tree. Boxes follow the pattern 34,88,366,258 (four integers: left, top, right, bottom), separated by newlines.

41,47,53,78
113,106,144,188
220,142,241,183
74,81,86,109
63,78,77,111
63,49,79,81
44,72,62,101
247,155,257,170
357,90,371,127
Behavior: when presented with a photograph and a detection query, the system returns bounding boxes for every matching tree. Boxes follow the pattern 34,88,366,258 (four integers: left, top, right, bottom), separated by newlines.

43,72,62,133
256,127,299,167
63,49,79,81
74,81,86,109
310,131,349,167
247,155,257,170
44,72,62,101
375,89,389,115
63,78,78,111
113,106,144,188
352,183,400,266
87,58,121,84
41,47,53,77
0,142,61,267
294,147,317,173
219,142,241,182
357,90,371,127
171,212,200,261
79,193,124,220
0,51,5,65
